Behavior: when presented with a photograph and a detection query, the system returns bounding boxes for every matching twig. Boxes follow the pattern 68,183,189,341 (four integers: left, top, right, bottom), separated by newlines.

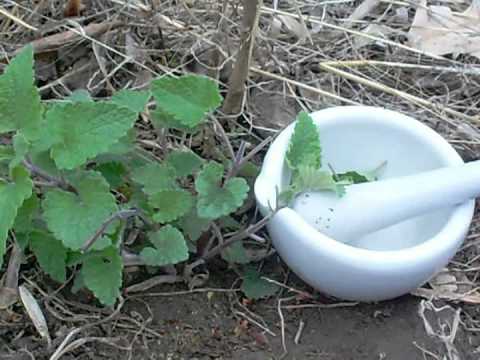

294,320,305,345
201,214,273,261
23,159,78,194
222,0,262,114
0,6,38,31
81,209,139,252
125,275,182,293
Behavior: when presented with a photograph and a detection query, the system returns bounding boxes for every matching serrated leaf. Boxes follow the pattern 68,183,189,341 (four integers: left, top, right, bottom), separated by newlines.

10,133,30,170
44,102,138,169
0,145,14,162
81,247,122,306
150,108,199,132
286,112,321,171
195,162,249,220
336,161,387,184
151,75,222,128
165,149,203,177
105,129,136,155
66,90,92,103
95,162,126,188
131,163,176,195
221,241,250,264
141,225,189,266
111,89,150,113
149,189,193,223
14,193,39,234
43,171,117,250
0,45,42,139
241,269,279,300
29,231,67,282
177,207,211,242
282,165,348,203
0,166,33,267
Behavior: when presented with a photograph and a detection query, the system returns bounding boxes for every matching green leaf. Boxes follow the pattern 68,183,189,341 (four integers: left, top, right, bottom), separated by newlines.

150,108,198,132
44,102,138,169
177,207,211,242
335,161,387,184
141,225,189,266
111,89,150,113
0,45,42,139
10,133,30,170
81,247,122,306
95,162,126,188
0,145,14,163
195,162,249,219
29,231,67,282
43,171,117,250
131,163,176,195
105,129,136,155
221,241,250,264
165,149,203,177
241,269,279,300
151,75,222,128
14,193,39,233
0,166,33,267
149,189,193,223
286,112,321,171
66,90,92,103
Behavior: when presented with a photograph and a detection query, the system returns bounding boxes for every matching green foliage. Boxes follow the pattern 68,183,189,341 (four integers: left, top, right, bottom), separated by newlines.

81,247,123,306
29,231,67,282
43,171,117,250
195,162,249,220
0,166,33,267
286,112,321,172
0,48,253,306
0,45,42,139
282,112,385,204
141,225,189,266
151,75,222,128
241,268,279,300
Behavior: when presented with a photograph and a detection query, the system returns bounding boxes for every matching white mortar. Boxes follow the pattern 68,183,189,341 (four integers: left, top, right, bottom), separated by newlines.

254,106,475,301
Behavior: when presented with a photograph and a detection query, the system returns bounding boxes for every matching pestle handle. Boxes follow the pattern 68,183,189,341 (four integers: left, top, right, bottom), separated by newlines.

293,160,480,243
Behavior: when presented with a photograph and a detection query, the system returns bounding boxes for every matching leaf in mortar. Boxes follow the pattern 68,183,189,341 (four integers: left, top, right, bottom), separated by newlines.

131,163,177,195
294,165,347,197
141,225,189,266
148,189,194,223
0,166,33,267
111,89,151,113
81,246,123,306
241,268,279,300
151,75,222,128
195,162,249,220
43,171,117,251
286,111,321,171
44,102,138,169
0,45,42,139
165,149,203,177
29,231,67,282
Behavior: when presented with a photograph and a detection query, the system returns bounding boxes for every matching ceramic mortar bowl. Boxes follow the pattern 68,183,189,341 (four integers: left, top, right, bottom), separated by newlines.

254,106,475,301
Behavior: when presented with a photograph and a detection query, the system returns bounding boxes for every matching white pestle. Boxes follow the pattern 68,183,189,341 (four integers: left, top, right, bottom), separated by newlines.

292,159,480,244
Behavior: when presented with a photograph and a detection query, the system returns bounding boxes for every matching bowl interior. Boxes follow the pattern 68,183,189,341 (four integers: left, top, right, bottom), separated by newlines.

269,108,465,251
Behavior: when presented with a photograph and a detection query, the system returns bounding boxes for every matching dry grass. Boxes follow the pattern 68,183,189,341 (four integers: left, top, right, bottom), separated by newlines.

1,0,480,358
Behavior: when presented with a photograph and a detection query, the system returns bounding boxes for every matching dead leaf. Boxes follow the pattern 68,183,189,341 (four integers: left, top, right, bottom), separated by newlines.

347,0,380,24
408,0,480,59
19,285,51,346
353,24,397,49
276,14,308,42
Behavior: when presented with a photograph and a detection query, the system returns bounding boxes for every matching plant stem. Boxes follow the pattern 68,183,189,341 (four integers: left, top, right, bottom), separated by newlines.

81,209,140,252
22,159,78,194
